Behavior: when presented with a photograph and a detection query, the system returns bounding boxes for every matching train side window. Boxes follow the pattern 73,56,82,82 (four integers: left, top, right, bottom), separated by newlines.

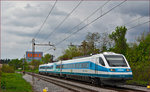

75,63,78,68
99,57,105,66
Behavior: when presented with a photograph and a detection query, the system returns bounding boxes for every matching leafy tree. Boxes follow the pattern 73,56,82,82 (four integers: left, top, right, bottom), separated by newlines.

109,26,128,55
8,59,23,70
79,40,88,55
58,45,82,60
30,60,41,69
42,54,53,63
125,32,150,85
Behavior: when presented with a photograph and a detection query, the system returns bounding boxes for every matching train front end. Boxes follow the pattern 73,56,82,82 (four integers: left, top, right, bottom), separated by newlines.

102,52,133,85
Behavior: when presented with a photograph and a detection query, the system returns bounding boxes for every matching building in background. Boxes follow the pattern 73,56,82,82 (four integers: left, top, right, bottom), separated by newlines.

26,51,43,62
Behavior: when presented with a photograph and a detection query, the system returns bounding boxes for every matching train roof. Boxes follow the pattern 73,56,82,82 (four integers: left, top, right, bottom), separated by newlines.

59,52,122,62
39,52,123,66
102,52,122,56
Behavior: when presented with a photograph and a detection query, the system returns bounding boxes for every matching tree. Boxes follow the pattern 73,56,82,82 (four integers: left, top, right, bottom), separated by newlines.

42,54,53,63
79,40,88,55
125,32,150,83
58,45,82,60
30,60,41,69
85,32,100,54
109,26,128,55
8,59,23,70
98,32,113,52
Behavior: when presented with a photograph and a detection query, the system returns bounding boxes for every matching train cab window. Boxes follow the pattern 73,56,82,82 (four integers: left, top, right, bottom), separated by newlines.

104,55,127,67
99,57,105,66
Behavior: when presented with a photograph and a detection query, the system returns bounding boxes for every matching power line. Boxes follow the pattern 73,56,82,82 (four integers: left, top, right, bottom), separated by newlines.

43,0,126,53
41,0,110,46
46,0,110,44
41,0,110,52
107,16,148,33
44,2,149,55
123,16,144,26
55,0,126,46
41,0,83,43
70,18,149,47
128,20,150,31
34,0,57,39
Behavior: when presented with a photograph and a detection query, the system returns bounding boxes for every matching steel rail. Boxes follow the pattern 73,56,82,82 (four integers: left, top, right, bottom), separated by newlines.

26,72,148,92
27,72,99,92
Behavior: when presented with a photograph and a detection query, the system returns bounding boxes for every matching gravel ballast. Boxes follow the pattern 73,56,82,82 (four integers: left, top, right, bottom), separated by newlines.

23,74,72,92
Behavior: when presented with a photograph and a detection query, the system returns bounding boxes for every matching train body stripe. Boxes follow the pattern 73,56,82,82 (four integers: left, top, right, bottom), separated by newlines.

39,61,132,73
39,71,133,78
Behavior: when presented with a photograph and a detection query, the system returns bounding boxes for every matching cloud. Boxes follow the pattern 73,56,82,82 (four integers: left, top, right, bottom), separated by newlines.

1,1,149,59
117,1,149,17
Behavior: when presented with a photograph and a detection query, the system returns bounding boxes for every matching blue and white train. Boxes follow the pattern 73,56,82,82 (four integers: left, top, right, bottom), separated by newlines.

39,52,133,85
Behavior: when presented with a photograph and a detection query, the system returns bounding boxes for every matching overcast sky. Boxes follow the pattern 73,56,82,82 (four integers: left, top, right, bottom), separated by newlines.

1,0,149,59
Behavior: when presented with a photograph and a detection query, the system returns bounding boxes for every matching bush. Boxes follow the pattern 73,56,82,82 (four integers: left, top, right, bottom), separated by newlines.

1,64,15,73
127,61,150,86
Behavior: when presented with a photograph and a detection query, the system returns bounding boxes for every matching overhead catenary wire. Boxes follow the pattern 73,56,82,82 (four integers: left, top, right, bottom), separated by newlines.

55,0,126,46
68,18,150,48
108,16,148,32
34,0,57,39
41,0,109,52
43,0,110,44
122,16,144,26
128,20,150,31
41,0,83,43
43,0,126,53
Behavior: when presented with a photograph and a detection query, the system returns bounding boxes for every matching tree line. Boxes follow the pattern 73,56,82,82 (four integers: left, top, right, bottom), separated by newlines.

58,26,129,60
1,26,149,85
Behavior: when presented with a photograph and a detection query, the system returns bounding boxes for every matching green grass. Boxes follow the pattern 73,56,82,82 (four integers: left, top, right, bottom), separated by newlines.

1,73,33,92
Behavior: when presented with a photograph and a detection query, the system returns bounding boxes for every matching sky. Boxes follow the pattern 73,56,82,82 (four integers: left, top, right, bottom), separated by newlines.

1,0,149,59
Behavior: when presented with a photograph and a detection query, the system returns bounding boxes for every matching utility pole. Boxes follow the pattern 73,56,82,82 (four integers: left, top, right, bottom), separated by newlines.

32,38,35,85
31,38,55,85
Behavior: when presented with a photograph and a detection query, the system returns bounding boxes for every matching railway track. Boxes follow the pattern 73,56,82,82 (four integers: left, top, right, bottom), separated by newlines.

26,72,148,92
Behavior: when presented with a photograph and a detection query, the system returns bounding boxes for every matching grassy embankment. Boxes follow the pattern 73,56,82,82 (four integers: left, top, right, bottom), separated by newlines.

1,73,33,92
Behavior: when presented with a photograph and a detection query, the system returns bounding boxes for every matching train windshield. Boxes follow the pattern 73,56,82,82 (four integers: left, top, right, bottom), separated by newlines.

104,55,128,67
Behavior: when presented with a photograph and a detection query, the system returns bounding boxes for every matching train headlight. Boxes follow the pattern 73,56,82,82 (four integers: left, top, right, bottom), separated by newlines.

126,69,130,71
110,69,115,71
